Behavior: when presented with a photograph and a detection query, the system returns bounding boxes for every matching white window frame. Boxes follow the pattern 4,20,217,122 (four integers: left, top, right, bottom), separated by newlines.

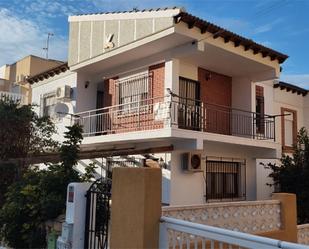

41,92,57,117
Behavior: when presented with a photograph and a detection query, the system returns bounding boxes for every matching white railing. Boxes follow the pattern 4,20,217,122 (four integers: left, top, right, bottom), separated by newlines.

0,91,26,105
160,216,309,249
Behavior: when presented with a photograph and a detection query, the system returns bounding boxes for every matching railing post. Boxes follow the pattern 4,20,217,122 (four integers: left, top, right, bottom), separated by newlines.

167,94,173,128
138,100,140,129
159,221,168,249
88,112,91,135
252,113,255,139
273,116,276,142
201,102,204,131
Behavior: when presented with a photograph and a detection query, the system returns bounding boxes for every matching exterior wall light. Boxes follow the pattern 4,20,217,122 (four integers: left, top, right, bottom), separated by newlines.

85,81,90,88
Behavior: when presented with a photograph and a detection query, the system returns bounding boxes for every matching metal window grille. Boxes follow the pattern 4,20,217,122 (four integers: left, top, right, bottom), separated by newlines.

205,157,246,201
42,92,57,117
115,72,153,113
256,95,265,134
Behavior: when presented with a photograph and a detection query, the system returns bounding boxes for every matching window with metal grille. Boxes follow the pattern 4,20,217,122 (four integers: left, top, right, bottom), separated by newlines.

281,107,297,152
256,85,265,134
205,158,246,201
115,72,152,113
42,93,56,117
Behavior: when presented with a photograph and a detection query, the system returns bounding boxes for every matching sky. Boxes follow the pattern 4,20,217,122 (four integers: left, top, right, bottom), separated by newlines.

0,0,308,88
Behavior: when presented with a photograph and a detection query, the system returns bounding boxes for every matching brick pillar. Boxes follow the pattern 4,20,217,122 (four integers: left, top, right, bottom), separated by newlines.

110,167,162,249
272,193,298,242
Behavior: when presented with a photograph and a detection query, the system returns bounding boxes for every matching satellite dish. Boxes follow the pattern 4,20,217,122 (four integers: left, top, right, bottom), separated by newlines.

54,102,69,115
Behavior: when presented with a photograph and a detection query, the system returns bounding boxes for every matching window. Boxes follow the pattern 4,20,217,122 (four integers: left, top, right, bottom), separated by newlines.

178,77,201,130
42,93,56,117
115,72,152,113
205,158,245,201
281,108,297,152
256,85,265,134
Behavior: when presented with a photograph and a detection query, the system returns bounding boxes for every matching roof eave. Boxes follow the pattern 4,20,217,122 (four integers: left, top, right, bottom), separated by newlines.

175,12,288,64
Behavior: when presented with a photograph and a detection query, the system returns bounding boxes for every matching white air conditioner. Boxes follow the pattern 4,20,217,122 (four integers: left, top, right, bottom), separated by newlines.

182,152,203,172
56,85,71,99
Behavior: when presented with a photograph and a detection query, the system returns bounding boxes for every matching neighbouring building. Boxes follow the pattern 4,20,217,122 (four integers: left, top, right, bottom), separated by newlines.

0,55,63,104
28,7,309,206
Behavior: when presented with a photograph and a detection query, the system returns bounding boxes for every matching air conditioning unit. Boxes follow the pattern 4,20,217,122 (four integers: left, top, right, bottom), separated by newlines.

182,152,203,172
56,85,71,99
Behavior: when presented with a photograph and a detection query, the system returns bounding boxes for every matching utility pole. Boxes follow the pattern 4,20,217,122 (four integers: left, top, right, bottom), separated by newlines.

43,32,54,59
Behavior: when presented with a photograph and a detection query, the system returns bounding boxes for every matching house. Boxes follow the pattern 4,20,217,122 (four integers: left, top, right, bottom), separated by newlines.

28,7,309,206
0,55,63,104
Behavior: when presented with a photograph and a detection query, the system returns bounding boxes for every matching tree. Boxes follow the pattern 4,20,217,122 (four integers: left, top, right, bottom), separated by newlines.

266,127,309,224
0,125,83,248
0,99,58,206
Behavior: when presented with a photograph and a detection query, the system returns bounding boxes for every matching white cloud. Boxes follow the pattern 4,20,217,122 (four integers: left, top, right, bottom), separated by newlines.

0,8,67,66
205,16,250,34
280,74,309,89
253,18,283,34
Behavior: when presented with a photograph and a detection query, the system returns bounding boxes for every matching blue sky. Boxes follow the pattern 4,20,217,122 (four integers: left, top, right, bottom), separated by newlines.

0,0,308,87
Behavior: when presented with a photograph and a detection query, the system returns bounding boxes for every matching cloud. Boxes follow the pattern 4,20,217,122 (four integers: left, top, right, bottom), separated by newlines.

205,16,250,34
280,74,309,89
0,8,67,66
253,18,283,34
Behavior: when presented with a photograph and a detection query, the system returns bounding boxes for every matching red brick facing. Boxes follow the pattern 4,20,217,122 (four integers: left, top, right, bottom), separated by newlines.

103,77,118,107
256,85,264,97
100,63,165,134
149,63,165,99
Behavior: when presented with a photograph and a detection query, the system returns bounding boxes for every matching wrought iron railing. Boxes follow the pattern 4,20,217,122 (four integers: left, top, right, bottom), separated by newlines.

75,96,169,136
170,95,275,140
75,95,275,141
0,91,27,105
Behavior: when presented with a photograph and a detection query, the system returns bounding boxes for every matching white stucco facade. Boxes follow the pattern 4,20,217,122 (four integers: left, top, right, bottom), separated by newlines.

28,8,309,206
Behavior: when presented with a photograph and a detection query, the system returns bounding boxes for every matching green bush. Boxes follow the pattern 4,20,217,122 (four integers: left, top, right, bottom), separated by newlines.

0,125,83,248
266,127,309,224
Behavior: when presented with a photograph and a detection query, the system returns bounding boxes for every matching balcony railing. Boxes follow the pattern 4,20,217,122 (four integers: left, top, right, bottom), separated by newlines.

0,91,27,105
171,96,275,140
75,95,275,141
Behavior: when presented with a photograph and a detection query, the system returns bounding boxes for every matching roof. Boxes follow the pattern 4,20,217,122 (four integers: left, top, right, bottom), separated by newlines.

174,12,288,64
27,62,69,84
70,7,288,64
274,81,308,96
72,6,182,16
9,54,63,66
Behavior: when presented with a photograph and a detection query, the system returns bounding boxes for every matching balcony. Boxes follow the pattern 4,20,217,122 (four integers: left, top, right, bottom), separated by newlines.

0,91,27,105
75,95,275,141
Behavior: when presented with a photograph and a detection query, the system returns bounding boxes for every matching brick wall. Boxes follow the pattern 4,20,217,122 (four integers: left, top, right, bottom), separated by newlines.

103,77,118,107
100,63,165,134
149,63,165,99
198,67,232,135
